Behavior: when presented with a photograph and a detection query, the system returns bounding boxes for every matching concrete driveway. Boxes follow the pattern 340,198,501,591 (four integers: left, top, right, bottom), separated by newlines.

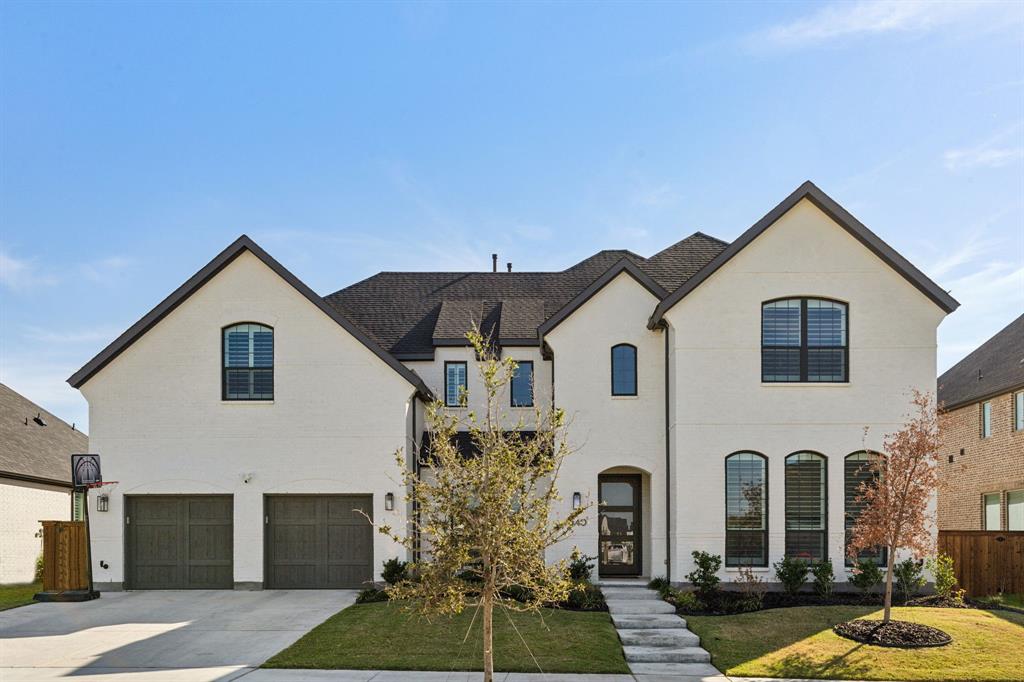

0,589,357,681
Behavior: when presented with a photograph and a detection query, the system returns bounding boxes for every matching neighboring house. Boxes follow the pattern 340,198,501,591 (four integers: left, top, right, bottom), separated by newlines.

68,181,958,591
937,314,1024,531
0,383,86,584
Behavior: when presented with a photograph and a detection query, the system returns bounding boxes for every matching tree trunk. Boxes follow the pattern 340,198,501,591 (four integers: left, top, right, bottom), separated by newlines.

482,587,494,682
883,546,895,623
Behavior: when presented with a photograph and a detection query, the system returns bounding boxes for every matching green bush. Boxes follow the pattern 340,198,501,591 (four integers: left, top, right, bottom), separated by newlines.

733,566,766,610
567,549,595,582
381,557,409,585
502,584,535,603
849,558,883,595
34,554,44,583
667,589,702,612
647,576,671,594
894,558,926,602
773,555,809,596
355,587,389,603
563,583,606,611
926,553,965,603
811,559,834,599
685,551,722,598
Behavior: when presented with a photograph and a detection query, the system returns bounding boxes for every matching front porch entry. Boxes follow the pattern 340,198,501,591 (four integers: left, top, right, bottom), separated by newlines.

597,473,642,577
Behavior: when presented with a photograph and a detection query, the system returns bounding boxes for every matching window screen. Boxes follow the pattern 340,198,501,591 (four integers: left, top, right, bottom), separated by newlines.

223,323,273,400
785,452,826,561
726,452,767,566
611,344,637,396
510,361,534,407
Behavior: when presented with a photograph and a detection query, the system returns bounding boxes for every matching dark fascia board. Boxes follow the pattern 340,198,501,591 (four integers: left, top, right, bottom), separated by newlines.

539,258,668,338
940,382,1024,413
432,338,540,347
67,235,434,400
1,470,74,489
648,181,960,328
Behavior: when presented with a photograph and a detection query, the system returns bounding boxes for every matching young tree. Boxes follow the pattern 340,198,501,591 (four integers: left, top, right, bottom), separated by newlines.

375,328,585,682
848,390,942,623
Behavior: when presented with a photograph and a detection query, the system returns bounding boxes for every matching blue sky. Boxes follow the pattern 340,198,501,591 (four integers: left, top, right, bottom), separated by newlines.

1,1,1022,431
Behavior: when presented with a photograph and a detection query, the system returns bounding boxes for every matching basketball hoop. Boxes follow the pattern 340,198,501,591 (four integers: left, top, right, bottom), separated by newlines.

81,480,118,489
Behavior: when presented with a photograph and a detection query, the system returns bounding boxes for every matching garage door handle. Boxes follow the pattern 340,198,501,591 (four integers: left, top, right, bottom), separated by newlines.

265,515,269,524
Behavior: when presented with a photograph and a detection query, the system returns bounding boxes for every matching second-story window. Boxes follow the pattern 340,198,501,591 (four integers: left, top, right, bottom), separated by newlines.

611,344,637,396
223,323,274,400
1014,392,1023,432
981,401,992,438
762,298,848,383
511,361,534,407
445,361,467,407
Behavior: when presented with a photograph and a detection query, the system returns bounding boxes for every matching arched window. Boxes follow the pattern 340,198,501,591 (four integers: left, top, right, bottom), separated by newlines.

762,298,848,383
785,452,827,561
725,452,768,566
611,344,637,396
844,451,886,566
223,323,274,400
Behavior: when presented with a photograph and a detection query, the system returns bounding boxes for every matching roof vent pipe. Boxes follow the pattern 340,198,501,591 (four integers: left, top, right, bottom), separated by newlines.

492,254,497,272
507,262,512,273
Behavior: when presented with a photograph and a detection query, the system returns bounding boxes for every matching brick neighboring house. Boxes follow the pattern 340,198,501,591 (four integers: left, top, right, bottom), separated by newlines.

937,313,1024,531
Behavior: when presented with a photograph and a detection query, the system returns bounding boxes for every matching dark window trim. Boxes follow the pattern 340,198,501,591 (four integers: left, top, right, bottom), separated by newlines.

444,360,468,407
724,450,769,568
784,450,828,562
611,343,638,396
761,296,849,383
510,360,534,408
843,450,887,567
222,322,274,401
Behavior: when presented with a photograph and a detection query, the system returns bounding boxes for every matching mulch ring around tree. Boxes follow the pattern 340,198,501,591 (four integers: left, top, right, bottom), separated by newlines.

833,619,952,648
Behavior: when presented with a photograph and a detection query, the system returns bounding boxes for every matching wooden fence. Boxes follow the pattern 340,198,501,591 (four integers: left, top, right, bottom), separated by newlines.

937,530,1024,597
40,520,89,592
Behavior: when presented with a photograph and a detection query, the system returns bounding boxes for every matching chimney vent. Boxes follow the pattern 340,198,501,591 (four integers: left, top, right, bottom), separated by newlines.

506,262,512,273
491,254,497,273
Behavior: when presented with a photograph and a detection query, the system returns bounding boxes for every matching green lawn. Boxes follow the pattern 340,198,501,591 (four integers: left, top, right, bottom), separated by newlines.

0,582,41,611
976,593,1024,611
263,602,630,673
687,606,1024,681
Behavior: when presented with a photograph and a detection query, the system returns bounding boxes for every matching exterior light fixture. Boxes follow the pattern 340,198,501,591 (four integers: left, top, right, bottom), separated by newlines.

385,492,394,511
96,494,110,512
572,492,582,509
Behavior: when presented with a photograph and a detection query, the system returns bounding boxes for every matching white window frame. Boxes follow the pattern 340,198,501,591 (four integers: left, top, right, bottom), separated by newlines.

1007,490,1024,531
981,401,992,438
983,492,1001,530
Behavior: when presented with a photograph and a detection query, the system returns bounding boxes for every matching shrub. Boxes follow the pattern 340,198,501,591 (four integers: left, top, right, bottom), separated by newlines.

381,557,409,585
355,587,389,603
849,558,883,595
773,555,809,596
502,584,535,603
686,551,722,598
733,567,766,610
647,576,671,594
564,583,606,610
811,559,835,599
894,558,926,602
34,554,44,583
668,589,702,612
927,553,965,603
568,549,595,582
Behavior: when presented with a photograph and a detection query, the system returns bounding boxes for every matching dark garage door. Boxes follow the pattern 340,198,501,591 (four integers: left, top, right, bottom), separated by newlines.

126,495,233,589
265,495,373,589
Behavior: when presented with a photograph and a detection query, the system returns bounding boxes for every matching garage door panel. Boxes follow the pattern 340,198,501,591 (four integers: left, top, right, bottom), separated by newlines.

327,564,371,587
188,564,233,589
327,525,373,563
188,524,232,561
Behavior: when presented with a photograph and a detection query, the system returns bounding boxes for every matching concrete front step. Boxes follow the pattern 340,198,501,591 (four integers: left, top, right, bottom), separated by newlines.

617,628,700,647
623,645,711,663
601,588,660,600
610,614,687,629
627,661,721,676
605,599,676,614
597,578,650,587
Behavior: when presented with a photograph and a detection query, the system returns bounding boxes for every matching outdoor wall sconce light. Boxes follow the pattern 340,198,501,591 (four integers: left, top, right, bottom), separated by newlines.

572,492,582,509
96,494,110,512
385,492,395,511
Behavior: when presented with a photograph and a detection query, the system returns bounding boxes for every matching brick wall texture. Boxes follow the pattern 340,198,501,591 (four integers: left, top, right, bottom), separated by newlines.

938,390,1024,530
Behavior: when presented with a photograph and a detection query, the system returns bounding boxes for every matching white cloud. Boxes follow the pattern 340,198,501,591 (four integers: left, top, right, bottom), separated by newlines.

754,0,1004,49
943,146,1023,172
0,249,59,291
78,256,133,284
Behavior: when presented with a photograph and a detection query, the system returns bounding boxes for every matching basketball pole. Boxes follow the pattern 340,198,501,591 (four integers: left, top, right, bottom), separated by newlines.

83,485,96,597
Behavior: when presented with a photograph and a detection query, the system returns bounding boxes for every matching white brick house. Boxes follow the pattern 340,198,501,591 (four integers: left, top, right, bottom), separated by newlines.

69,181,958,590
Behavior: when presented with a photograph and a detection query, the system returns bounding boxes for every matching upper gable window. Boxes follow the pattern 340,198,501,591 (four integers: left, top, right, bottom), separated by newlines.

611,344,637,396
981,401,992,438
445,361,468,407
223,323,274,400
511,361,534,408
762,298,848,383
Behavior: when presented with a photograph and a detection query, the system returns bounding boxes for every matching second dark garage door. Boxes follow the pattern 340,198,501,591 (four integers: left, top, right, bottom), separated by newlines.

265,495,373,589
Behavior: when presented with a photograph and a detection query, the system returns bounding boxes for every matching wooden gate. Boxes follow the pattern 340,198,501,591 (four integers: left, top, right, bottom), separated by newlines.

40,521,89,592
937,530,1024,597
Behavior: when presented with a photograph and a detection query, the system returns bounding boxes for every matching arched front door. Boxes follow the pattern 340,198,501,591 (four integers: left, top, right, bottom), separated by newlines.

598,473,642,576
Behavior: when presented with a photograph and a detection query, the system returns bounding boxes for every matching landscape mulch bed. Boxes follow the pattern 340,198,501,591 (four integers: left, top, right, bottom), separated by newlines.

833,619,952,648
672,590,975,616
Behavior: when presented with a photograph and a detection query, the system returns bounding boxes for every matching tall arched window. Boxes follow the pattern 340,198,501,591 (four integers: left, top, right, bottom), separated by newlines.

223,323,274,400
725,452,768,567
762,298,848,383
785,452,827,561
844,451,885,566
611,344,637,396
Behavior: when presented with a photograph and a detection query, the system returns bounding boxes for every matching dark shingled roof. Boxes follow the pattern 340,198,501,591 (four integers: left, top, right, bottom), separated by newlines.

325,233,728,357
938,313,1024,410
1,383,86,486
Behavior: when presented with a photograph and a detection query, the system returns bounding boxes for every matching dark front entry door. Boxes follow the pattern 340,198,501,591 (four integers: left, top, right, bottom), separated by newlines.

265,495,373,589
598,474,642,576
125,495,233,589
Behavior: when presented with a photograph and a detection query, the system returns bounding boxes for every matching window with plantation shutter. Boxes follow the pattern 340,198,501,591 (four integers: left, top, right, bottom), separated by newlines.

445,361,468,407
725,452,768,567
844,451,886,566
762,298,847,382
222,323,274,400
785,452,827,561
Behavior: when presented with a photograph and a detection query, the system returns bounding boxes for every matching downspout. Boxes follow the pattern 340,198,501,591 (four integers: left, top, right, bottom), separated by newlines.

411,394,420,564
663,321,671,581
